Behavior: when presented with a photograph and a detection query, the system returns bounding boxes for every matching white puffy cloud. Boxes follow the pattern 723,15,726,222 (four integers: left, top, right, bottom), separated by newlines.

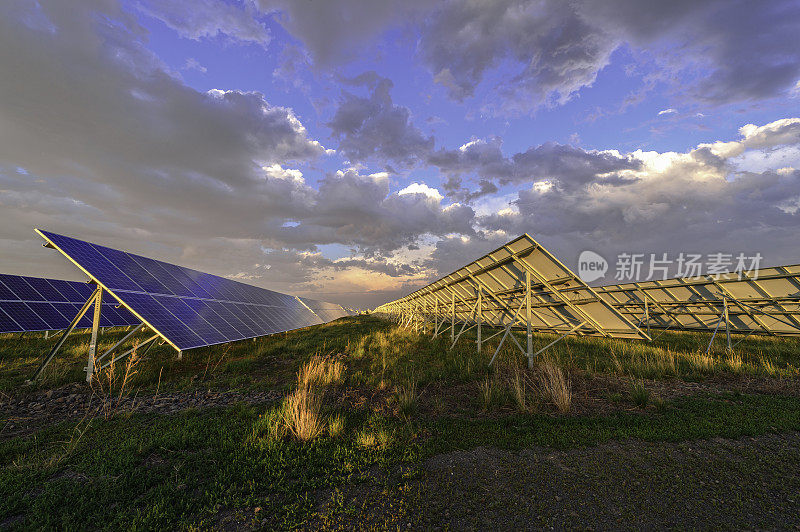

479,118,800,271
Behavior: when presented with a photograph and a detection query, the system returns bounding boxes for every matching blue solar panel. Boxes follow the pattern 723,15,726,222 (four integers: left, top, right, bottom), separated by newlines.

0,277,19,301
37,230,350,351
0,273,141,333
0,306,22,332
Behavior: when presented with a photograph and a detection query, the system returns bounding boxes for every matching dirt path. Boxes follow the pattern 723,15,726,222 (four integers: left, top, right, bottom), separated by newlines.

0,383,281,440
414,431,800,530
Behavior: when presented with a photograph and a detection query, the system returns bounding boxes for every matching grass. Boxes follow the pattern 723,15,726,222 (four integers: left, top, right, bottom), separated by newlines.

630,378,650,407
538,358,571,413
1,315,799,528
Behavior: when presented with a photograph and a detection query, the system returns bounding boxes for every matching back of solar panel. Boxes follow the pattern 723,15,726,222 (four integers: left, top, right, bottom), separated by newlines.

0,273,139,333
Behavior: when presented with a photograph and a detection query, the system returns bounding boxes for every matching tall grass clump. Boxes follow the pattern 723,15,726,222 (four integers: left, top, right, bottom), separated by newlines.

396,378,418,418
629,378,650,408
509,365,531,412
538,358,571,414
283,385,323,441
257,355,345,442
479,373,504,409
298,354,344,388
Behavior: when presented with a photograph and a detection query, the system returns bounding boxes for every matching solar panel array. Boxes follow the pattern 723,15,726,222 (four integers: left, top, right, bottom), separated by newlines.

374,234,649,341
596,265,800,336
0,274,139,333
37,230,353,351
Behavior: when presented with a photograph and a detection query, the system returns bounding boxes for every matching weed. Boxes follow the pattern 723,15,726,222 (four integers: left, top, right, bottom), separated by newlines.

725,352,744,373
90,343,142,419
356,429,376,448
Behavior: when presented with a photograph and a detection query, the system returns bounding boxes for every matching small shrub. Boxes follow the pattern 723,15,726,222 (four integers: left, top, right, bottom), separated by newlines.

539,358,571,413
630,378,650,408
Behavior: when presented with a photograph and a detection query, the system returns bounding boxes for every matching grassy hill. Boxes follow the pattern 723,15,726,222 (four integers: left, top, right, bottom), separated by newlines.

2,316,799,529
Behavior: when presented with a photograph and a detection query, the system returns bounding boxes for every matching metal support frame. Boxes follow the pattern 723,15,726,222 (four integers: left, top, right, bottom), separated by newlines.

86,287,104,382
99,334,159,371
526,269,533,368
450,291,455,343
27,286,101,383
705,298,731,355
476,288,482,354
530,321,587,359
374,234,649,370
95,323,146,367
27,287,159,384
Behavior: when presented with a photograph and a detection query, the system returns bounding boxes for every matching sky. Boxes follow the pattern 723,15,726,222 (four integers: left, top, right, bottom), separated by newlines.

1,0,799,308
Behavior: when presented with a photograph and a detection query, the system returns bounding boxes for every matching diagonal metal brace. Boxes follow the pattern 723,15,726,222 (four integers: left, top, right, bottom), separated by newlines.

27,286,101,383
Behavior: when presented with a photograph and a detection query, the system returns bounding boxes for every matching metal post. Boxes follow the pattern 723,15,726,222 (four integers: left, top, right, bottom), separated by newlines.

44,330,49,340
526,269,533,368
86,288,103,383
477,287,482,354
645,297,650,339
434,299,438,336
451,291,455,342
724,297,731,352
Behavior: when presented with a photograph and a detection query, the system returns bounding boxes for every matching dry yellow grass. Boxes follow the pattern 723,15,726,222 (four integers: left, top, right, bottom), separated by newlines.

298,355,344,388
283,385,324,441
539,358,571,413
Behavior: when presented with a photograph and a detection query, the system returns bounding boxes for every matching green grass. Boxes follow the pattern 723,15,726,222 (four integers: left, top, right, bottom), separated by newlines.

2,393,800,528
1,316,800,528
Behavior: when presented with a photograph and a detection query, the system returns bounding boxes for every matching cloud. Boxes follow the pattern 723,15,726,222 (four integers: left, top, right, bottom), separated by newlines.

398,182,444,201
182,57,207,73
277,168,475,253
478,117,800,271
254,0,428,65
658,108,678,116
135,0,272,48
0,1,480,303
245,0,800,113
420,0,618,108
327,75,434,166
